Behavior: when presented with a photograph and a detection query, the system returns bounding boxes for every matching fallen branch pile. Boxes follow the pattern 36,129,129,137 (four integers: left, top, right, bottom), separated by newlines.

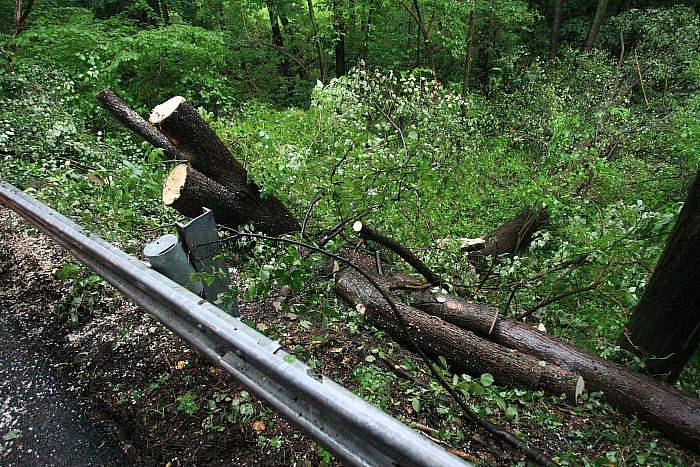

97,89,700,455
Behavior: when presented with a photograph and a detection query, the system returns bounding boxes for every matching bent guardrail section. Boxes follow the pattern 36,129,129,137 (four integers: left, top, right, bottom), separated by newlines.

0,180,471,467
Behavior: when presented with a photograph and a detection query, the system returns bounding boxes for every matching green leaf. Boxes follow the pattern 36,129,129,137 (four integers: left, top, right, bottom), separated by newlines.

480,373,494,387
3,429,20,441
56,263,81,280
411,398,421,412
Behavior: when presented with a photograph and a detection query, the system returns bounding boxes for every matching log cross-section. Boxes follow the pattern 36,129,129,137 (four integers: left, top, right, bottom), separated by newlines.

150,96,299,235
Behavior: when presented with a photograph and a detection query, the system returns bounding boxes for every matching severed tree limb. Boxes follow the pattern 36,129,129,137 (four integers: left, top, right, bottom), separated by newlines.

96,89,182,161
469,207,548,266
218,229,555,465
150,96,300,234
354,221,444,286
410,290,700,452
163,164,296,235
336,268,585,404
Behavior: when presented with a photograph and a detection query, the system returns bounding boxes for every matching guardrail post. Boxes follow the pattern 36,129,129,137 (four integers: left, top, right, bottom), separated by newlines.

177,208,239,316
143,233,203,295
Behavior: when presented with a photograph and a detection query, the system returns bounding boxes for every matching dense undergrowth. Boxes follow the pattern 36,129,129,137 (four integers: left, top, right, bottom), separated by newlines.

1,2,699,465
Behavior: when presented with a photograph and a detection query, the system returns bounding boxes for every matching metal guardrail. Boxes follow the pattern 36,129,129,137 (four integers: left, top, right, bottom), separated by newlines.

0,180,471,467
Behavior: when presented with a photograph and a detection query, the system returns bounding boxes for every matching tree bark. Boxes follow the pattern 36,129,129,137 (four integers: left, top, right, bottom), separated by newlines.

468,207,548,265
549,0,564,59
149,96,300,234
410,290,700,452
96,89,182,161
354,221,443,286
161,0,170,25
11,0,35,51
333,0,347,77
462,3,477,95
583,0,609,52
266,0,291,77
619,174,700,382
335,269,585,402
163,164,296,234
306,0,325,81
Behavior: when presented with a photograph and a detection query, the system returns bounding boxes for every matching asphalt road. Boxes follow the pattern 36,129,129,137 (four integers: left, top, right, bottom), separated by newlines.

0,314,131,467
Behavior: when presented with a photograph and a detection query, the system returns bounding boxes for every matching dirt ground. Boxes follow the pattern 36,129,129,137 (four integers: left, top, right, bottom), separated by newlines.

1,206,698,466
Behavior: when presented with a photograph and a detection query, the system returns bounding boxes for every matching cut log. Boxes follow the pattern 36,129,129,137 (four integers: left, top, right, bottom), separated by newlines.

150,96,299,234
469,207,548,265
411,291,700,452
353,221,443,286
163,164,295,235
335,269,585,403
96,89,182,161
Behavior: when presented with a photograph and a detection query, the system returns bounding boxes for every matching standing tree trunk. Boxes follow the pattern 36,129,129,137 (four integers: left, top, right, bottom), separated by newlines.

549,0,565,59
407,14,413,58
307,0,325,81
462,2,477,95
161,0,170,25
360,1,373,63
11,0,35,51
266,0,291,77
333,0,347,77
619,174,700,382
583,0,609,52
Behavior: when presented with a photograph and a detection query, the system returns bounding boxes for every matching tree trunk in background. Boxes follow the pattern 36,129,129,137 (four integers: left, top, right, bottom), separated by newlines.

160,0,170,25
266,0,291,77
306,0,325,81
549,0,564,59
462,3,477,95
583,0,609,51
333,0,347,77
360,1,373,62
619,174,700,383
11,0,35,50
407,14,413,61
146,0,161,16
616,0,632,14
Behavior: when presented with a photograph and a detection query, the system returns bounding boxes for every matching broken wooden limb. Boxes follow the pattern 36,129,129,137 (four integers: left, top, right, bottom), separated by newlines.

163,164,295,235
96,89,182,161
468,207,548,265
353,221,443,286
150,96,299,234
411,291,700,452
335,269,585,403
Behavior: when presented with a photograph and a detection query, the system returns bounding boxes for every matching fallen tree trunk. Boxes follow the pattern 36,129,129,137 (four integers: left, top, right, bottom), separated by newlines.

469,207,548,265
335,269,585,403
411,291,700,451
96,89,182,161
163,164,297,234
150,96,299,234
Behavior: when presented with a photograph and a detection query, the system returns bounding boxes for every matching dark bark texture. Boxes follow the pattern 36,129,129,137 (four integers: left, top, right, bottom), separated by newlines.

412,291,700,452
96,89,182,161
164,164,291,234
620,174,700,382
583,0,609,51
549,0,564,59
468,207,548,265
335,269,584,402
151,98,300,235
355,222,443,286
